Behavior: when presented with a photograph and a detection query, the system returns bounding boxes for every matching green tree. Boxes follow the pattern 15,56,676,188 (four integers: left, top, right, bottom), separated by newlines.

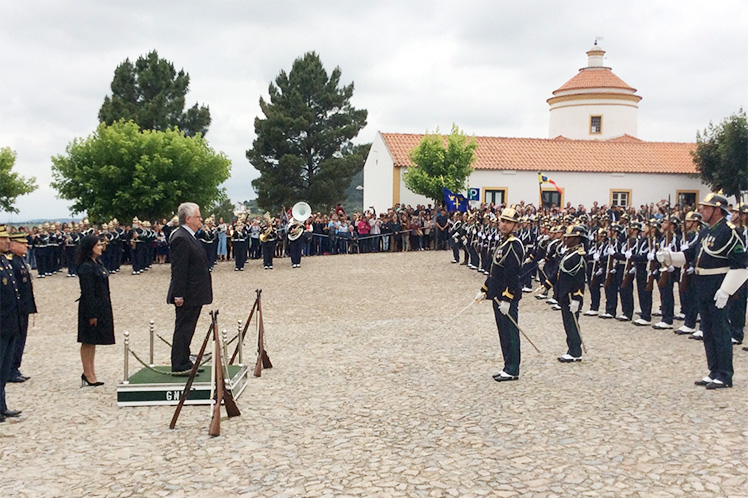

99,50,211,137
51,121,231,223
0,147,37,213
403,124,477,205
246,52,368,211
207,193,236,223
693,108,748,201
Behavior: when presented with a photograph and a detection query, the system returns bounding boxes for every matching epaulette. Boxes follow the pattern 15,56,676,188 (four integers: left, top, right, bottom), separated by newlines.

507,235,516,242
727,222,736,229
577,247,587,256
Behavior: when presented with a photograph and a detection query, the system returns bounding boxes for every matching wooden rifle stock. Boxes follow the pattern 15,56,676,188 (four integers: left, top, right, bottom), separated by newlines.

603,252,614,288
621,239,635,289
254,289,272,377
170,314,215,430
657,233,672,288
209,310,241,437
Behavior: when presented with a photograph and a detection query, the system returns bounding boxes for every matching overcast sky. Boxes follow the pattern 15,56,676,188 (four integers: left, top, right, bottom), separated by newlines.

1,0,746,223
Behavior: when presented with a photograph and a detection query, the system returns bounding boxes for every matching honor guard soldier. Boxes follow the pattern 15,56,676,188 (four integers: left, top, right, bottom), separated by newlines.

449,212,464,264
675,212,703,335
35,224,50,278
584,228,606,316
727,203,747,345
0,226,23,421
615,222,641,321
658,193,748,389
599,224,623,319
129,218,144,274
653,216,680,329
8,232,37,383
556,225,588,362
475,207,525,382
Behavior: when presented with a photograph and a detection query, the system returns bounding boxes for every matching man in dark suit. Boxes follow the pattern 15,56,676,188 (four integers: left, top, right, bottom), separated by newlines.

166,203,213,373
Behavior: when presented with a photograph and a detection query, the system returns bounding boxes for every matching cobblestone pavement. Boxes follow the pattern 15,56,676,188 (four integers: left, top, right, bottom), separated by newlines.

1,251,747,497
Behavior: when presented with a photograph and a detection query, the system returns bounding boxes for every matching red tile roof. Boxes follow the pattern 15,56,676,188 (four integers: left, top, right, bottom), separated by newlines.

552,68,638,95
380,133,697,174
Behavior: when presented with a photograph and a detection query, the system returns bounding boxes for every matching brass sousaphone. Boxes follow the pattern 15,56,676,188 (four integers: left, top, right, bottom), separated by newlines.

288,201,312,241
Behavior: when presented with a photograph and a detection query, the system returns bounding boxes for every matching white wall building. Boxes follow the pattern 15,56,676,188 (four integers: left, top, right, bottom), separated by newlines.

363,44,710,212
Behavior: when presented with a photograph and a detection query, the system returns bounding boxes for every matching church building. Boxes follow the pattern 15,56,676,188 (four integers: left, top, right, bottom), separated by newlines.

363,43,708,211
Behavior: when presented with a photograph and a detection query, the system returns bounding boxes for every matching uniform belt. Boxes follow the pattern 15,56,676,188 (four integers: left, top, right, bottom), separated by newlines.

695,267,729,276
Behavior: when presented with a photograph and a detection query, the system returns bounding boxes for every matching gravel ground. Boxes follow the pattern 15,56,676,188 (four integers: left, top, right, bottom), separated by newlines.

1,250,747,497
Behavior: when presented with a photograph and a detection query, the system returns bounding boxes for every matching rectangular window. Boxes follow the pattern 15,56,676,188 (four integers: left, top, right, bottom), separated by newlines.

540,188,564,208
590,115,602,135
610,190,631,207
483,188,507,206
676,190,699,209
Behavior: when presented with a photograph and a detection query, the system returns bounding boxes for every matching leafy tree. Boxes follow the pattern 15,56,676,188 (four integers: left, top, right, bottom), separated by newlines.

51,121,231,223
0,147,37,213
403,124,477,205
693,108,748,201
246,51,368,211
207,193,236,223
99,50,211,137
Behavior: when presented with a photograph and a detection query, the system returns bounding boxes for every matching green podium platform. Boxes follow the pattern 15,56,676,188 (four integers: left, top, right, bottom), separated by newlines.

116,364,250,407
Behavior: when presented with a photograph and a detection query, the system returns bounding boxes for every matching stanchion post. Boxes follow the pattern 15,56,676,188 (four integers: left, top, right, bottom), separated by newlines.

123,331,130,385
237,320,243,366
222,328,230,381
149,320,155,367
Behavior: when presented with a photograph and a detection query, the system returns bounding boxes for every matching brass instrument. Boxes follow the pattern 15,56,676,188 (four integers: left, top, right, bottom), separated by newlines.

287,222,304,241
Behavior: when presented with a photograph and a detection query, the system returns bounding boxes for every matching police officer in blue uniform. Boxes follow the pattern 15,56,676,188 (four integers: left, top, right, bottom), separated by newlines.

0,226,23,421
658,193,748,389
475,207,525,382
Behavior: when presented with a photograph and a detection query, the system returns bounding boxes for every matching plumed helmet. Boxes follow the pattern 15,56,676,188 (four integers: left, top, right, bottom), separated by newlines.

563,225,587,238
499,207,520,223
699,192,729,213
685,211,702,222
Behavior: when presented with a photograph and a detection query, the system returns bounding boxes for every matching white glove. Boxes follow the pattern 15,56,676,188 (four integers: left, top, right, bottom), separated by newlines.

714,288,730,309
538,260,545,269
647,251,655,261
656,249,672,265
625,250,633,259
523,258,532,265
667,265,675,273
610,268,617,274
498,300,510,315
595,269,604,276
560,247,567,254
681,242,689,251
628,268,636,275
686,267,695,275
593,253,600,262
606,246,615,256
494,234,500,241
475,291,485,302
569,300,580,313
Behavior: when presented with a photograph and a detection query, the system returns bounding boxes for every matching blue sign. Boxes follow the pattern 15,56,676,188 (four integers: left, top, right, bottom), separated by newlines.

467,188,480,201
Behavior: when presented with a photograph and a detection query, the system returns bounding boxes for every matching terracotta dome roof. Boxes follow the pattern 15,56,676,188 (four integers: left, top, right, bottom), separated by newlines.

553,67,637,95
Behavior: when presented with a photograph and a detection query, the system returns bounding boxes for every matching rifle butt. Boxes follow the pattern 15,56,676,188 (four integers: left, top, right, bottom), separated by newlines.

261,351,273,369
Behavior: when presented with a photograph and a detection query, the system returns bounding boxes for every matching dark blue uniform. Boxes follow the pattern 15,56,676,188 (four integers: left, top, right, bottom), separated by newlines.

481,234,524,378
0,251,22,417
557,244,587,358
9,254,36,380
681,218,747,386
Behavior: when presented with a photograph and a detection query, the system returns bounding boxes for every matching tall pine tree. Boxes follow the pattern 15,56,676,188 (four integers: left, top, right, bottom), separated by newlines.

247,52,368,211
99,50,211,137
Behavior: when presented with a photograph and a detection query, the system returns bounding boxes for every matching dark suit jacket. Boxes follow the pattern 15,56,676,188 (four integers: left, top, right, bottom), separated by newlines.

166,226,212,306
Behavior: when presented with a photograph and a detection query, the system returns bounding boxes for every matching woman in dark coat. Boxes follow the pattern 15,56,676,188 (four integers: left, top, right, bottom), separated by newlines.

77,235,114,387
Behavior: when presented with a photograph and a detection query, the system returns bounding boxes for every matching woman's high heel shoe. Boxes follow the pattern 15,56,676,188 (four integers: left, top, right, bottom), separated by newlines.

81,374,104,387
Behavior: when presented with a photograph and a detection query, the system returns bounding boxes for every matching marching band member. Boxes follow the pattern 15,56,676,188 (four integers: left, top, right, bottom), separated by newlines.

260,215,278,270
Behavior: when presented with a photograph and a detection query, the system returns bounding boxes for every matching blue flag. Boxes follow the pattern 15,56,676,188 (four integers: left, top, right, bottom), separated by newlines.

443,187,468,212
